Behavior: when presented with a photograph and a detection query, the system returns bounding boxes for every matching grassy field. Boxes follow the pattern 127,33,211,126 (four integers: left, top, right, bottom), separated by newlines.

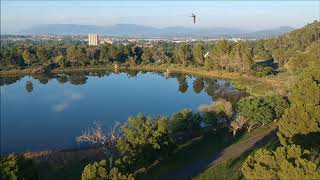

36,160,89,180
140,123,277,179
193,134,279,180
140,129,233,179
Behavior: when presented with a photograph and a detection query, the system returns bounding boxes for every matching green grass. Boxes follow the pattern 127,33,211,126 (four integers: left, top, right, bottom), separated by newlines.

140,129,234,179
193,133,279,180
231,77,285,96
35,159,93,180
236,123,277,142
140,123,277,179
193,154,246,180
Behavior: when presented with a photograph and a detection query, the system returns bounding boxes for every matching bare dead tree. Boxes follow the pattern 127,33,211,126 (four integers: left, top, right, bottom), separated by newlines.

76,121,121,167
229,116,247,136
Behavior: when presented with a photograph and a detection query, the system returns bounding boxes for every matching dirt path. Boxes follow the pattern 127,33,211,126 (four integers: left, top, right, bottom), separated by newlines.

161,127,277,180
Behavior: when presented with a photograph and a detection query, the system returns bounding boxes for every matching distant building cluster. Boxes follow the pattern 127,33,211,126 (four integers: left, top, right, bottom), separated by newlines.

88,34,98,45
100,37,113,44
1,34,259,46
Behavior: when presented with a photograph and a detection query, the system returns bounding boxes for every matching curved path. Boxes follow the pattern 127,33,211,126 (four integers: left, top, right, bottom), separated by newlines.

161,127,277,180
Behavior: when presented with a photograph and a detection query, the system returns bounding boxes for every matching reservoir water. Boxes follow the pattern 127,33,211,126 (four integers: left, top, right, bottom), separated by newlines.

0,70,245,154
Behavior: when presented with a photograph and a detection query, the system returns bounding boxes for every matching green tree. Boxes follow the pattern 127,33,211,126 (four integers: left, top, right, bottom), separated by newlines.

237,97,271,131
22,50,33,67
175,44,193,65
108,167,134,180
277,104,320,146
253,41,272,61
241,43,254,72
54,55,66,68
272,48,287,67
0,154,38,180
169,109,201,133
86,46,100,61
36,47,50,63
66,45,78,66
78,46,88,66
242,145,320,180
284,52,309,74
116,114,175,171
133,46,143,64
264,95,289,119
82,160,134,180
208,40,232,70
232,42,254,72
82,160,109,180
289,68,320,105
141,48,153,64
99,45,110,64
193,43,205,65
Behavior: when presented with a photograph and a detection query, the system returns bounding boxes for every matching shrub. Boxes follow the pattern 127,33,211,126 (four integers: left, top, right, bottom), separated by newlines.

264,95,289,119
278,68,320,147
82,160,109,180
289,68,320,105
254,66,273,77
116,114,175,171
277,104,320,146
236,95,288,131
0,154,38,180
82,160,134,180
237,97,274,131
242,145,320,179
169,109,201,133
199,98,233,126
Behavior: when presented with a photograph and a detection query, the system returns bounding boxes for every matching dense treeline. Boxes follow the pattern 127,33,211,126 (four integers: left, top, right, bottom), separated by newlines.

241,67,320,179
1,21,319,76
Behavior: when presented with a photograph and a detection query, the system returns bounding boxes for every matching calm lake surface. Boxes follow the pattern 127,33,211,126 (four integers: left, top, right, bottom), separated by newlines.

0,70,246,154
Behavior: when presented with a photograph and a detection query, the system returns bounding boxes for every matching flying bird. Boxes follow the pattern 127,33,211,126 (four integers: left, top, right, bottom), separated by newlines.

190,13,196,24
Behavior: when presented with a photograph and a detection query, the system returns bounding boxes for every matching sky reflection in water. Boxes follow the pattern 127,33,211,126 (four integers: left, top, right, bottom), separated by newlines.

0,70,246,154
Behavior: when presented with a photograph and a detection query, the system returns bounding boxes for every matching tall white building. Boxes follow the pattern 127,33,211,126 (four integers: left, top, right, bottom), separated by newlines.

88,34,98,45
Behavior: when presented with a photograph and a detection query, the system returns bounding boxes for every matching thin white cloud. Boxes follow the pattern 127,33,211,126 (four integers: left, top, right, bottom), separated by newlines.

52,103,69,112
51,91,84,112
70,92,82,100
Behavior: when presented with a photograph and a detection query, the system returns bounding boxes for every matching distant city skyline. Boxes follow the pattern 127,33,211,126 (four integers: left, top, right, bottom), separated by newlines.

1,1,319,34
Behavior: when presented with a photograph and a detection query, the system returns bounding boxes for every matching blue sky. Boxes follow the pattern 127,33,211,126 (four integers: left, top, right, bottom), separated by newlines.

1,1,319,33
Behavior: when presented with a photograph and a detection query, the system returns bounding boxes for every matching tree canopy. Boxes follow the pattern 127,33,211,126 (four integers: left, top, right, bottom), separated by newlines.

242,145,320,180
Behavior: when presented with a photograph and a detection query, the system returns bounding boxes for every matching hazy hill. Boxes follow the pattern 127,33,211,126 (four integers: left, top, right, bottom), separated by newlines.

250,26,295,37
20,24,294,38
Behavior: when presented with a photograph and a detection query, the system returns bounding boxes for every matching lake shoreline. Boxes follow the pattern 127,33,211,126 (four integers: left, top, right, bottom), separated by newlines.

0,65,286,96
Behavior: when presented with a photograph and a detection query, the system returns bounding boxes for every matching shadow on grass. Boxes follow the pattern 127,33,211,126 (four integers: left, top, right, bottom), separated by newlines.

139,126,275,179
193,131,279,180
140,125,276,180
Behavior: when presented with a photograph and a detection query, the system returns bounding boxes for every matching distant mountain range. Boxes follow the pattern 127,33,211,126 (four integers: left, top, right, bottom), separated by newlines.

20,24,295,38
